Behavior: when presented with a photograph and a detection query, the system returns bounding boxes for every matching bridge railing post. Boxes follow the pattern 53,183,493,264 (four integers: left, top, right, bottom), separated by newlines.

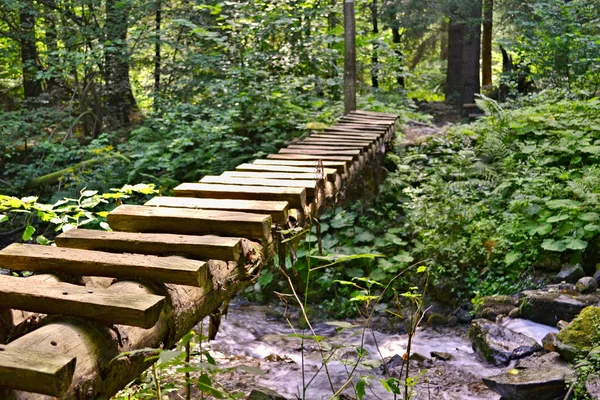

344,0,357,115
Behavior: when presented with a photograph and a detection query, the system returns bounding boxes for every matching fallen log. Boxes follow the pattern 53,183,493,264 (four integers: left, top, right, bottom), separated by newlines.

0,239,262,399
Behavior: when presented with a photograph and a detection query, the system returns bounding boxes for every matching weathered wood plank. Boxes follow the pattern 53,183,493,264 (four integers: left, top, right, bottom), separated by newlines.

288,144,368,151
56,229,243,262
303,138,373,146
349,110,398,119
109,204,273,242
199,175,320,198
324,128,385,136
173,183,306,210
0,243,209,287
145,196,289,224
266,153,355,166
222,170,327,181
252,159,348,174
0,275,165,328
340,116,393,125
320,131,382,139
278,148,362,157
0,345,76,397
235,163,338,181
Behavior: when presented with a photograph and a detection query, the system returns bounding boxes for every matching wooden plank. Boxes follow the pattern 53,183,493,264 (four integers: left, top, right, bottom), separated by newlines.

199,175,320,198
145,196,289,224
266,154,355,166
0,275,165,328
278,148,362,157
56,229,243,262
320,131,382,138
173,183,306,210
303,138,373,146
350,110,398,119
252,159,348,174
0,243,209,287
109,204,274,241
222,170,328,181
0,345,76,396
235,163,338,181
309,134,380,144
288,144,368,151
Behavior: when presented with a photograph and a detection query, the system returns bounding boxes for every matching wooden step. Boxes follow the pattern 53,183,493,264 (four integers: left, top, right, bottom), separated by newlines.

222,170,327,181
173,183,306,210
109,204,273,242
309,134,380,145
0,243,209,287
320,131,382,139
235,163,338,181
302,138,373,147
288,144,368,151
266,153,355,166
324,128,385,136
0,275,165,328
0,345,76,396
199,175,320,199
145,196,289,224
331,123,388,130
349,110,398,119
252,159,349,174
56,229,244,262
339,117,392,126
278,148,362,157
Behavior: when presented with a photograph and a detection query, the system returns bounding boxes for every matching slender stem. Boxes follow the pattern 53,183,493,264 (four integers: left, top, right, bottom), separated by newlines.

152,363,161,400
185,341,191,400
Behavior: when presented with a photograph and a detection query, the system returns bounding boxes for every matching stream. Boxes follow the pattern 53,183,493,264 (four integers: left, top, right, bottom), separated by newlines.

206,302,558,400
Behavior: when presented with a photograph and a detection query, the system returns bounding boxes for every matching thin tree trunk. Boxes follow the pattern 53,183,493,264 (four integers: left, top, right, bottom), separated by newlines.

371,0,379,88
19,1,43,99
343,0,357,114
482,0,493,88
440,19,449,61
104,0,137,126
391,25,405,88
154,0,161,107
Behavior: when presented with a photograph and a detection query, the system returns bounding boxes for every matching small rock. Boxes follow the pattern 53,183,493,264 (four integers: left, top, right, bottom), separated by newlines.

555,306,600,362
557,320,570,330
594,270,600,285
585,375,600,399
430,351,452,361
446,315,459,327
468,319,542,366
554,263,585,283
508,307,521,319
430,277,456,304
453,301,473,324
247,387,287,400
409,352,428,363
542,333,557,352
384,354,404,370
576,276,598,294
426,312,448,327
482,353,573,400
475,295,519,321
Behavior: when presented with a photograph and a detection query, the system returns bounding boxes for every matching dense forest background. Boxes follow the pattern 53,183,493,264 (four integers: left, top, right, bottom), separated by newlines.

2,0,600,297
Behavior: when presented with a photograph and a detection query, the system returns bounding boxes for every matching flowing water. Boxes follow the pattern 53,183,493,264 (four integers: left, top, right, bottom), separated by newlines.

206,302,558,400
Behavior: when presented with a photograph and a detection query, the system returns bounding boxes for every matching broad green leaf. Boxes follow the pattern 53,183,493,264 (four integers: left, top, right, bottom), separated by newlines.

547,215,569,223
584,224,600,232
546,199,582,209
356,379,366,399
197,373,224,398
565,238,588,250
0,214,7,223
541,239,567,252
325,321,355,329
504,252,520,266
81,190,98,198
532,224,553,235
417,265,427,273
22,225,35,241
579,212,600,222
159,350,183,364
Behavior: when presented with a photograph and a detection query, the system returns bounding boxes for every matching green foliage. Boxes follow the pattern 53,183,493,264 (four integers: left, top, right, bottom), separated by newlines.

507,0,600,94
0,184,157,246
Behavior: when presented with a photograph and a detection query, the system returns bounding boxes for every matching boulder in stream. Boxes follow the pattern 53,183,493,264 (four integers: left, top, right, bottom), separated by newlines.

586,375,600,399
554,263,585,283
519,285,600,326
576,276,598,294
555,306,600,361
475,295,519,321
468,319,542,366
247,387,288,400
482,352,573,400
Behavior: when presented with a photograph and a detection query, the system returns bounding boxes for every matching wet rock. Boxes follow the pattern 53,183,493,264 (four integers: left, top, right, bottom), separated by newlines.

554,263,585,283
542,333,557,352
426,312,448,327
430,277,456,304
468,319,542,366
557,320,570,330
247,387,288,400
409,352,428,363
519,285,600,326
576,276,598,294
453,301,473,324
594,270,600,285
475,295,519,321
555,306,600,362
585,375,600,399
482,353,572,400
384,354,404,370
430,351,452,361
508,307,521,319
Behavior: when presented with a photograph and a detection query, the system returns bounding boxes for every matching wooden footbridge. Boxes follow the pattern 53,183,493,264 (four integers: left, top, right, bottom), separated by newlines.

0,110,398,399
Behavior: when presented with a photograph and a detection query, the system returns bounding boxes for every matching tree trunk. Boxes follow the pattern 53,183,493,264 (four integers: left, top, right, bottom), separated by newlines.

391,26,405,88
445,0,482,108
440,19,449,61
153,0,161,108
343,0,357,114
19,1,43,99
371,0,379,88
482,0,493,88
104,0,137,126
